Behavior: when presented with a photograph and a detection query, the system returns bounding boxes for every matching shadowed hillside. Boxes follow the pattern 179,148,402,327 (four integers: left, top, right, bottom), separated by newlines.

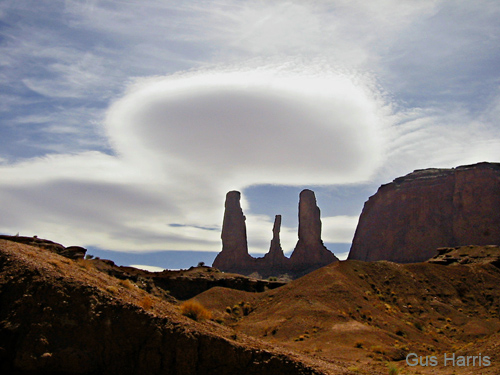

196,247,500,374
0,239,347,375
1,237,499,374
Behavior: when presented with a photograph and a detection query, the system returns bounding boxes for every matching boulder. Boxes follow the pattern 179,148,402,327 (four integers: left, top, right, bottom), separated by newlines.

61,246,87,260
348,162,500,263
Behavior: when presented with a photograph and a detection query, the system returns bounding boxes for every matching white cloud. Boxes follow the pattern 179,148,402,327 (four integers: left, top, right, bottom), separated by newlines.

1,0,500,257
130,264,165,272
380,106,500,180
322,215,360,244
106,62,391,186
0,62,391,251
194,0,439,67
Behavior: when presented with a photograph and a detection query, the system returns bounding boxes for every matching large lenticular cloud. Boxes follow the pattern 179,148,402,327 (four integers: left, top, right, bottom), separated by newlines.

106,63,391,186
0,62,393,252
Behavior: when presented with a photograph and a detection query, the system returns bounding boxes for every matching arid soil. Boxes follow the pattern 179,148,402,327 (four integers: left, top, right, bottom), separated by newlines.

0,239,347,375
197,246,500,375
1,238,499,374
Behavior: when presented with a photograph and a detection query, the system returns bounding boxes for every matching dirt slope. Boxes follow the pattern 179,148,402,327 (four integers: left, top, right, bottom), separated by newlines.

0,240,349,375
196,248,500,374
2,238,498,374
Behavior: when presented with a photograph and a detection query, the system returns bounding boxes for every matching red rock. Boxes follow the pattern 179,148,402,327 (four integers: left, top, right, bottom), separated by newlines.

213,190,338,278
289,189,338,275
348,162,500,263
212,191,254,274
261,215,290,273
0,235,87,260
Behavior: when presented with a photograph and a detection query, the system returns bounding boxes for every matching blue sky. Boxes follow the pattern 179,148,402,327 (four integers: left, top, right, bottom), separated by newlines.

1,1,500,269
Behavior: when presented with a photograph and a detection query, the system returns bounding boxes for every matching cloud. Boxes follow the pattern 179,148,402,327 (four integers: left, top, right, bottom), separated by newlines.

380,105,500,180
1,58,499,254
322,215,360,244
1,0,500,257
0,62,391,252
379,0,500,107
193,0,439,67
106,62,391,186
130,265,165,272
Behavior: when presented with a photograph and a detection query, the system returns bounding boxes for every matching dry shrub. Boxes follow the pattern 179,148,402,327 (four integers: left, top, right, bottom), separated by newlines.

48,259,65,268
77,259,94,271
242,302,253,316
139,295,154,310
387,363,399,375
118,279,135,290
180,300,212,321
106,286,118,294
371,345,385,354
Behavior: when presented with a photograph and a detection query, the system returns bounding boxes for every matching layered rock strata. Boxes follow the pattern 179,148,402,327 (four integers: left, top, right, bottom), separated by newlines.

212,190,338,278
348,162,500,263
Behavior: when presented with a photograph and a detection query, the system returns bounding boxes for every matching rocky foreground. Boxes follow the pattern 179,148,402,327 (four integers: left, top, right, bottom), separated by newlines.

1,237,500,374
0,239,346,375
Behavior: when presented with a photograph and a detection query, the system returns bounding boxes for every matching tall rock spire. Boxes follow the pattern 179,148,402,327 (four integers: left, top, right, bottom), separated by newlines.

212,191,253,272
262,215,288,269
289,189,338,274
212,189,338,278
270,214,283,254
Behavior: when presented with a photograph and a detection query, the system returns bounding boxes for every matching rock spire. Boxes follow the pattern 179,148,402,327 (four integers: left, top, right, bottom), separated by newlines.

261,215,289,272
212,189,338,278
290,189,338,274
212,191,253,273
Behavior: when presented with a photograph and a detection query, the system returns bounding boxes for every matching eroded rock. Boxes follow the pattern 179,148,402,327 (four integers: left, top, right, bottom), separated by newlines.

212,191,254,274
213,190,338,278
348,162,500,263
289,189,338,275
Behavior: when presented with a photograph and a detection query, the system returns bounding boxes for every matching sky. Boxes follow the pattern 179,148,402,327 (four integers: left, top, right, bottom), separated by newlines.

1,0,500,269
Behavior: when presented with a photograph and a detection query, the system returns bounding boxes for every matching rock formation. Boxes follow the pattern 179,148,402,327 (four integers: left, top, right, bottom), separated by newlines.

212,191,255,274
427,245,500,267
261,215,290,275
290,189,338,274
212,189,338,278
348,162,500,263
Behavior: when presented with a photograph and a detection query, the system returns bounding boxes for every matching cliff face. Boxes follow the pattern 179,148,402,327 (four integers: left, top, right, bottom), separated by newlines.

348,162,500,263
212,190,338,278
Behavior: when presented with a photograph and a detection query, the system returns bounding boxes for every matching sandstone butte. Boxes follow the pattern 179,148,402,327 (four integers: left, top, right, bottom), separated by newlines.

212,189,338,278
348,162,500,263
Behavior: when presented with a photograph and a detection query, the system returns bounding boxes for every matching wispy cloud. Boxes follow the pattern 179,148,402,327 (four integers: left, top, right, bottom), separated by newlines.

0,0,499,254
